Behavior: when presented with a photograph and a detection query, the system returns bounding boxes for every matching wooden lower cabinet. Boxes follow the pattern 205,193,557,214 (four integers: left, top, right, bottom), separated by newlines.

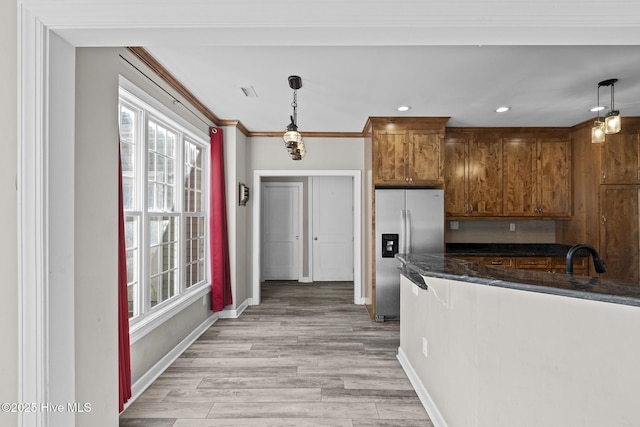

600,185,640,282
455,255,588,275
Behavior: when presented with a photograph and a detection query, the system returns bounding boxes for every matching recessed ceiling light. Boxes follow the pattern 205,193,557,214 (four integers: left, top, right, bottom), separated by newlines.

590,106,605,112
397,105,411,112
495,106,510,113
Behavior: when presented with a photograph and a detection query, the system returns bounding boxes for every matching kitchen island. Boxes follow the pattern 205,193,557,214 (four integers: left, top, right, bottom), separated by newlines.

397,253,640,427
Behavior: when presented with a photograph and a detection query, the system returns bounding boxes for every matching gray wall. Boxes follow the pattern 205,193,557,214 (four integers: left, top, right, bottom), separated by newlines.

228,127,251,306
75,47,120,426
0,1,18,426
248,136,365,300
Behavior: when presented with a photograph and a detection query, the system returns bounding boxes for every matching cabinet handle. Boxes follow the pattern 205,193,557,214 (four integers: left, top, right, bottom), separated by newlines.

469,204,473,214
602,215,607,224
491,261,503,265
602,173,606,183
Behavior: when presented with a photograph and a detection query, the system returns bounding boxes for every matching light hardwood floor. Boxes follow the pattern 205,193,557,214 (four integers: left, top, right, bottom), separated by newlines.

120,281,433,426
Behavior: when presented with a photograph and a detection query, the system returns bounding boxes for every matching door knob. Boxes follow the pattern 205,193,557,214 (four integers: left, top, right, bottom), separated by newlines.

314,237,318,240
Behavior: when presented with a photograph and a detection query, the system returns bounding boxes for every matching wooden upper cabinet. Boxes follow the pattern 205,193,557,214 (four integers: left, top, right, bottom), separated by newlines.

503,137,537,216
373,129,407,184
370,117,448,186
503,135,571,217
444,136,468,216
469,136,503,216
600,132,640,184
408,130,442,184
537,137,571,217
444,132,502,217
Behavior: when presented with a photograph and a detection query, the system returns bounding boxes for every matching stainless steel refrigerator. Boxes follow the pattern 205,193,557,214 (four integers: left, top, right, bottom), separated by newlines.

374,188,444,321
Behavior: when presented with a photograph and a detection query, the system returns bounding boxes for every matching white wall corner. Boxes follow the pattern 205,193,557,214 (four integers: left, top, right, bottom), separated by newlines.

397,347,448,427
218,298,250,319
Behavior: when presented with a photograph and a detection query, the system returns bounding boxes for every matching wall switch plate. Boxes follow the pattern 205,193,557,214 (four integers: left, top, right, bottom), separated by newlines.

509,223,516,232
422,337,428,358
450,221,459,230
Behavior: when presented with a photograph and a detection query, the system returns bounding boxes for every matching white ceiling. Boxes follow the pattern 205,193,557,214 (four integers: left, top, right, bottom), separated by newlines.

146,44,640,132
29,0,640,133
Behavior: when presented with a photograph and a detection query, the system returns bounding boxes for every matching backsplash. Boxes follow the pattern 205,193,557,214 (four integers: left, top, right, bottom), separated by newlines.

445,220,556,244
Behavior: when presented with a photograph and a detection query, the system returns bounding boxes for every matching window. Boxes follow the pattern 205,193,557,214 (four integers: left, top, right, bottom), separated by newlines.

119,82,209,326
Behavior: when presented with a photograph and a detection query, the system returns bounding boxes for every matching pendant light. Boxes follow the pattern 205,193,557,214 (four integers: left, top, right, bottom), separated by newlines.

283,75,306,160
601,78,621,135
591,82,605,144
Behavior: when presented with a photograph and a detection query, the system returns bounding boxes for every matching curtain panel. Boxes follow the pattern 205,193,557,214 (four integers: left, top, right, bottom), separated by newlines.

118,142,132,412
209,127,233,312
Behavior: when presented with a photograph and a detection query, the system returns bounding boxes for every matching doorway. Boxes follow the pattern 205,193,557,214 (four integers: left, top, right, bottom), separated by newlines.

253,170,362,305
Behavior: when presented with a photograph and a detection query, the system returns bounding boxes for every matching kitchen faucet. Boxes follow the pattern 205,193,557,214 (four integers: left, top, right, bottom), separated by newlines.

566,244,606,274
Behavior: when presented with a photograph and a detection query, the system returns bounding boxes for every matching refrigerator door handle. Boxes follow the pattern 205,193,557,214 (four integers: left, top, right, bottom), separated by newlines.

400,209,408,254
405,209,412,253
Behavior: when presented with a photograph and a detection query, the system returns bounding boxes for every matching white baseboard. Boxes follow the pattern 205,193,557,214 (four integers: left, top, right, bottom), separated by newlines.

300,276,313,283
397,347,448,427
218,298,249,318
123,313,218,412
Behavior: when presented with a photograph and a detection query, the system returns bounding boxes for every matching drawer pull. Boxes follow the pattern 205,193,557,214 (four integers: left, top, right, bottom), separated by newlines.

490,261,503,265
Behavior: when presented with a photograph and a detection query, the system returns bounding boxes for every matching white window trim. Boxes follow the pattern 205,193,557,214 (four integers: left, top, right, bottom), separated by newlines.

119,76,211,341
129,282,210,344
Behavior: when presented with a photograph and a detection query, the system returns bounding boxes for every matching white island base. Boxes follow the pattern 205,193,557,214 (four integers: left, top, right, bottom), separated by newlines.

398,274,640,427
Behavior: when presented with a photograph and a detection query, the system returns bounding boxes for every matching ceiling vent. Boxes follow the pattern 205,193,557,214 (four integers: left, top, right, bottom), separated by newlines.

240,86,258,98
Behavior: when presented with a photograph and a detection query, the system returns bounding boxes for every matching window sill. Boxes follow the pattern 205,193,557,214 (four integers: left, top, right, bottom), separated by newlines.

129,282,210,344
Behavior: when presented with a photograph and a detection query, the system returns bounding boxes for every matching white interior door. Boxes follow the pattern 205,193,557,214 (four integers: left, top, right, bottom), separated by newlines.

312,176,354,281
262,182,302,280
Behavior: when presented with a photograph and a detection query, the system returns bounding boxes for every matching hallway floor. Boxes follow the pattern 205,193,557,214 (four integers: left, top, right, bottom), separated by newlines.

120,281,432,426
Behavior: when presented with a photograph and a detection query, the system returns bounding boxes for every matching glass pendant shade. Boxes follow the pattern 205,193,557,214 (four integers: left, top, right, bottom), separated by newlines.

283,130,302,145
591,120,605,143
605,112,621,134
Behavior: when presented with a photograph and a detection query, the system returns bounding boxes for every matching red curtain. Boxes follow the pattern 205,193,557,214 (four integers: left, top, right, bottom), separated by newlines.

118,143,132,412
209,127,233,312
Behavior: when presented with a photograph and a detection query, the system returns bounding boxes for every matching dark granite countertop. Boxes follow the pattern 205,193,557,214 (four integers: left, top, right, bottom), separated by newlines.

446,243,585,257
398,252,640,307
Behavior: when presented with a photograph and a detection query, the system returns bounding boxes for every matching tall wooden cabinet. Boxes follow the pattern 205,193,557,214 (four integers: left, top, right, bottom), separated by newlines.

560,118,640,284
596,120,640,282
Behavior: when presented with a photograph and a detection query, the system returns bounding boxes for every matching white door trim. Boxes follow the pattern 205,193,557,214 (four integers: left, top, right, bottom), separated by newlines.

252,170,362,306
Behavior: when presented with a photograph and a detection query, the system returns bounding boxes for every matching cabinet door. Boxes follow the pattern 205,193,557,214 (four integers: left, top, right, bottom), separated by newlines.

601,133,640,184
407,130,442,185
443,137,468,216
503,138,537,216
537,138,571,217
600,186,640,282
469,137,503,216
373,129,407,185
